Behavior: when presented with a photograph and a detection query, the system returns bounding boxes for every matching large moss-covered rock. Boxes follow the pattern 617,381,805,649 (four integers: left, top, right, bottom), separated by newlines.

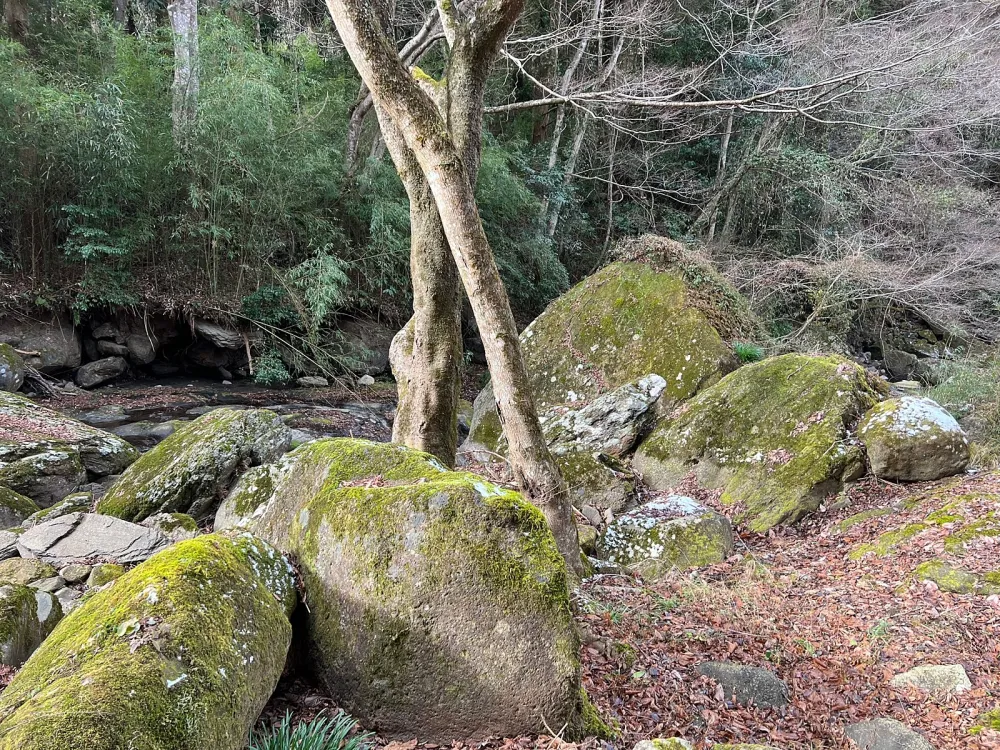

634,354,883,532
0,314,81,374
0,486,39,529
221,438,585,743
0,344,24,393
859,396,969,482
0,533,296,750
0,584,61,667
97,408,291,522
0,391,138,506
598,496,734,576
466,242,745,453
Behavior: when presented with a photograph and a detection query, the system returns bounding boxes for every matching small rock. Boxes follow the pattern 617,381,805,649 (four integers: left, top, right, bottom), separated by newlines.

633,740,693,750
54,586,83,612
57,564,91,585
357,374,376,386
297,376,329,388
86,562,125,588
0,531,18,561
222,379,233,385
0,558,56,585
17,513,170,565
581,505,603,528
0,585,62,666
141,512,199,543
845,718,934,749
75,356,128,389
599,496,734,576
697,661,789,708
28,576,65,593
890,664,971,694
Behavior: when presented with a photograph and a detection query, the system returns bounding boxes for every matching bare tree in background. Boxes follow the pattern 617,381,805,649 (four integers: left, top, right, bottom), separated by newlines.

169,0,199,147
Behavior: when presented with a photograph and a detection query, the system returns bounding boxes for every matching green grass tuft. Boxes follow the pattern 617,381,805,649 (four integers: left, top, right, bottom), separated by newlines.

249,711,374,750
733,341,765,363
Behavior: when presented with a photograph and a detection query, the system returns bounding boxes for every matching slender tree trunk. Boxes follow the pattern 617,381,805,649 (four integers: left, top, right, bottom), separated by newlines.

168,0,199,148
4,0,28,43
326,0,583,575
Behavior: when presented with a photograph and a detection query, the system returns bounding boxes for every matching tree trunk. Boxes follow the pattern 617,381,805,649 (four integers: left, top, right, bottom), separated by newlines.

325,0,583,576
168,0,199,148
4,0,28,43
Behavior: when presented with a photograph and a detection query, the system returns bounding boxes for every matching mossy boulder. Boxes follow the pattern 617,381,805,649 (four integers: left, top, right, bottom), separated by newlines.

141,512,199,543
0,344,25,393
97,408,291,523
0,533,296,750
599,496,733,576
0,391,138,506
859,396,970,482
633,354,883,532
222,438,585,743
466,248,743,455
0,584,62,666
22,494,90,528
0,486,39,529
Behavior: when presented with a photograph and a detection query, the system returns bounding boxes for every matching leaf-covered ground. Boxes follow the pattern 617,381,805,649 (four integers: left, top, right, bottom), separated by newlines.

260,472,1000,750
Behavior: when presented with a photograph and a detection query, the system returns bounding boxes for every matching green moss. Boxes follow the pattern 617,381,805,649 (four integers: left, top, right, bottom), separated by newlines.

579,688,615,739
86,563,125,587
851,523,928,559
158,513,198,533
913,559,980,594
0,533,295,749
636,354,881,532
0,486,38,525
258,438,583,741
971,708,1000,735
97,408,289,522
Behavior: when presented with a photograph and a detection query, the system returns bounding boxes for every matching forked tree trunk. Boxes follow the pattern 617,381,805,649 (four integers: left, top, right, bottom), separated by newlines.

326,0,583,575
168,0,199,147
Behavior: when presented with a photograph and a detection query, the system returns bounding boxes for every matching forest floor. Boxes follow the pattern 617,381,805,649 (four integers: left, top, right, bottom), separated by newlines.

262,471,1000,750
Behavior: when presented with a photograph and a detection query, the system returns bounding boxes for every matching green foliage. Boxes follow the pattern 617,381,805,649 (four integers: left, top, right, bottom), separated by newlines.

248,711,373,750
733,341,765,363
928,357,1000,467
254,348,291,386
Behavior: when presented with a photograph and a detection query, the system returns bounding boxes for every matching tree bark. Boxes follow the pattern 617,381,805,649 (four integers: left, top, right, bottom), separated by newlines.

326,0,583,576
168,0,199,148
3,0,28,44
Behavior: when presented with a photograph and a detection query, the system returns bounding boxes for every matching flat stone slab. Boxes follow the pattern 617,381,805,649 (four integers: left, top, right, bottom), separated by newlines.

697,661,788,708
846,718,934,749
16,512,169,565
890,664,971,694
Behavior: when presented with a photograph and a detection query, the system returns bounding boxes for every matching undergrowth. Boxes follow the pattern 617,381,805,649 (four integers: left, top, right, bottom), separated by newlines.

248,711,373,750
928,356,1000,468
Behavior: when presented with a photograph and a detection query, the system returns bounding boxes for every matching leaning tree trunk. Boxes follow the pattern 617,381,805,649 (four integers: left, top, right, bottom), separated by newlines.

168,0,199,147
326,0,584,575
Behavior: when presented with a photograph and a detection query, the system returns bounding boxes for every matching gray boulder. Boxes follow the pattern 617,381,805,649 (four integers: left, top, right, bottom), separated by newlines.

22,493,91,528
599,496,733,576
141,512,198,543
337,318,394,375
17,512,170,565
0,314,81,374
697,661,788,708
193,318,243,349
0,531,19,561
0,345,24,393
0,558,55,586
97,408,291,522
0,533,296,750
96,340,129,358
125,334,157,365
845,718,934,749
75,356,127,389
859,397,969,482
296,376,329,388
0,449,87,507
0,584,62,667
